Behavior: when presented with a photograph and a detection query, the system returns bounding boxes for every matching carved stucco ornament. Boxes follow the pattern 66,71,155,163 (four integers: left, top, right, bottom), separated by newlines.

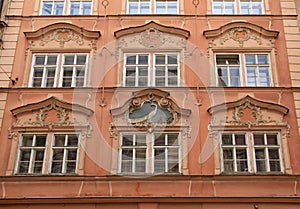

40,28,84,48
8,97,93,139
226,100,276,128
220,26,262,47
110,89,192,138
139,28,165,48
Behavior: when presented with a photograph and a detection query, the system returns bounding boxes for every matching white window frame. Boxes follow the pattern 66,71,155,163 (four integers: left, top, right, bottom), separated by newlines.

220,132,284,174
40,0,93,15
29,53,88,88
215,53,272,87
211,0,264,15
68,0,93,15
126,0,179,14
15,134,48,174
252,133,284,173
50,133,80,174
123,53,180,87
118,132,181,175
15,133,80,175
220,133,251,173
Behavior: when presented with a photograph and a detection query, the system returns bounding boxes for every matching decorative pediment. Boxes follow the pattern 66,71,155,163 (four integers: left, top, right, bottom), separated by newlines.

110,89,191,136
203,21,279,48
24,22,100,49
9,97,93,138
114,21,190,39
208,95,289,130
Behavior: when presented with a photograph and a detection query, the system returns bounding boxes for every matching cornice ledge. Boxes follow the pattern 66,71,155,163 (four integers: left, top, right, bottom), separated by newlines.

114,21,190,39
208,95,289,115
11,96,94,117
203,21,279,38
24,22,101,39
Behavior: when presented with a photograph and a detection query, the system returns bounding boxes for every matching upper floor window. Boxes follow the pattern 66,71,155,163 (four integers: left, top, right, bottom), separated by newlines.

15,133,80,175
119,132,181,174
127,0,178,14
212,0,264,15
29,54,88,88
216,53,271,87
41,0,92,15
221,132,283,173
123,53,180,87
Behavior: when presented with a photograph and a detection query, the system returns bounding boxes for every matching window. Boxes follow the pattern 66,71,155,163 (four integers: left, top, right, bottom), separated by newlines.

127,0,178,14
212,0,264,14
41,0,92,15
119,132,181,174
124,53,180,87
29,54,88,88
215,53,271,87
221,133,283,173
15,133,80,174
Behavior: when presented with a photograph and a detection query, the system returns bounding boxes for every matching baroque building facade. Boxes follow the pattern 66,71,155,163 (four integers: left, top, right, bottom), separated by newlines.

0,0,300,208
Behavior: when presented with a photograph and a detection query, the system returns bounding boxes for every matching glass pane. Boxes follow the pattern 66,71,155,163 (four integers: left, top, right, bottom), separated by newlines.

66,162,76,173
33,162,43,173
156,1,166,14
167,133,179,145
122,135,133,146
64,56,75,65
236,160,248,172
224,1,235,14
270,161,281,171
213,1,223,14
35,135,47,146
138,55,148,64
223,161,234,172
70,1,80,15
51,162,62,173
267,134,278,145
155,77,165,86
139,68,148,76
67,150,77,160
156,55,165,64
245,55,256,65
47,55,57,65
68,135,79,146
254,134,264,145
77,55,86,64
54,135,66,147
167,55,177,64
22,135,33,146
140,1,150,14
235,134,246,145
54,2,64,15
156,67,165,76
122,149,133,160
135,160,146,172
168,163,178,172
269,149,279,160
20,150,31,161
154,134,165,146
35,56,46,65
258,55,268,64
136,134,147,146
126,55,136,64
128,1,138,14
255,148,265,159
42,2,53,15
52,149,64,160
35,150,45,161
168,148,178,160
167,1,177,14
19,162,29,173
222,134,233,145
223,149,233,159
121,161,133,172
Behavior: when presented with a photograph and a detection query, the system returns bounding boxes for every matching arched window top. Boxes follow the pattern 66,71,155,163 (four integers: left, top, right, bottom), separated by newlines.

114,21,190,39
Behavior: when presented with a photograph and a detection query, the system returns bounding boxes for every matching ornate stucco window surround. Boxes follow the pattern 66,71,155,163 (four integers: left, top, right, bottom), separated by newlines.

208,95,291,175
6,97,93,176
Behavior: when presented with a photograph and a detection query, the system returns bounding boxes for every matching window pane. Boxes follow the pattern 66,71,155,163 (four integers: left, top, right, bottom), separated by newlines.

35,56,46,65
54,2,64,15
235,134,246,145
64,56,75,65
35,135,47,146
122,135,134,146
68,135,79,146
138,55,148,64
126,55,136,64
54,135,66,147
254,134,264,145
222,134,233,145
42,2,53,15
52,149,64,160
267,134,278,145
156,55,165,64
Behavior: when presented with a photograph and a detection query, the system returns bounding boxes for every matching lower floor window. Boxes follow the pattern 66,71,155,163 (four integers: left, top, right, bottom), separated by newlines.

119,132,181,174
221,132,283,173
15,133,80,175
